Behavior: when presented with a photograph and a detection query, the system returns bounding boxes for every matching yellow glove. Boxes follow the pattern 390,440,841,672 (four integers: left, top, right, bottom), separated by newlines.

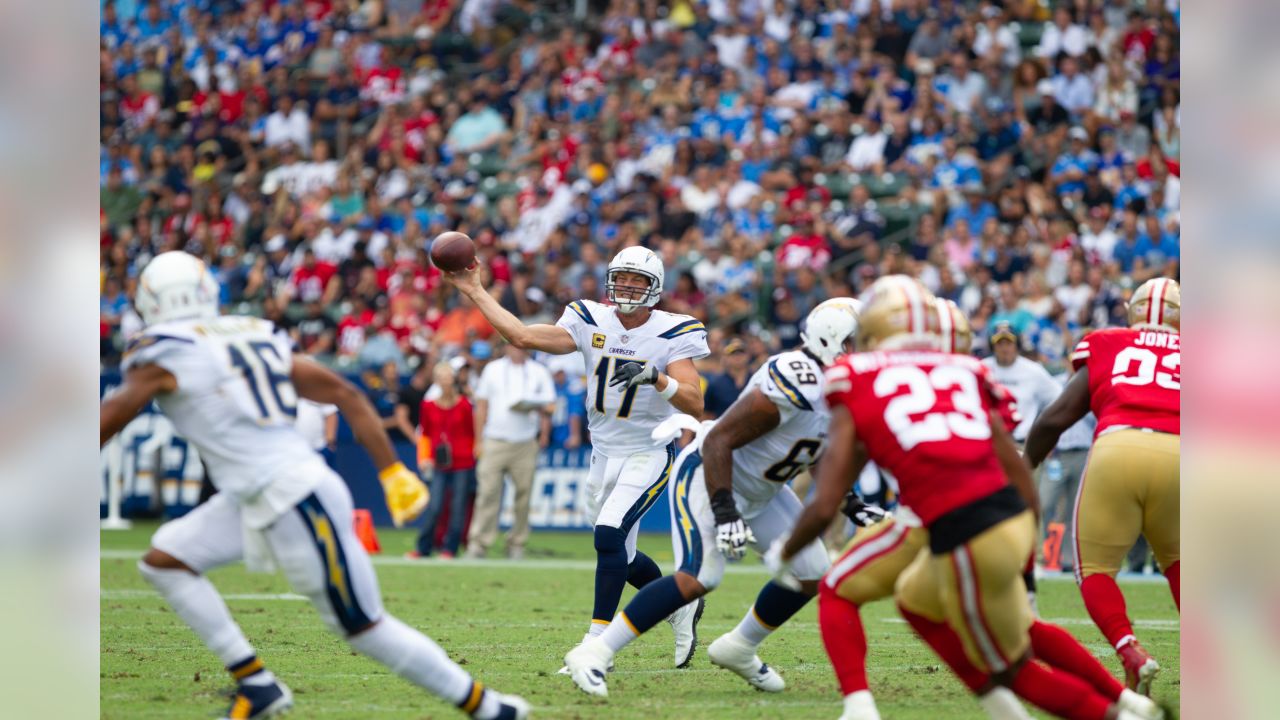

378,462,429,528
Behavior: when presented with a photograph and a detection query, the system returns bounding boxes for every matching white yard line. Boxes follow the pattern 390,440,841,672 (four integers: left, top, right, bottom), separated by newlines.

100,548,1170,584
101,589,306,601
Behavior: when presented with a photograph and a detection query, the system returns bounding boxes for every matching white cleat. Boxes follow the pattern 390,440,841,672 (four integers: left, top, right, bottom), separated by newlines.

558,633,614,675
839,689,882,720
707,632,786,693
1117,689,1165,720
492,692,532,720
564,639,612,697
668,597,705,668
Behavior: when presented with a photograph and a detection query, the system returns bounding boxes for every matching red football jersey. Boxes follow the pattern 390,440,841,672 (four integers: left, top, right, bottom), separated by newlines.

1070,327,1180,437
825,351,1010,526
991,380,1022,433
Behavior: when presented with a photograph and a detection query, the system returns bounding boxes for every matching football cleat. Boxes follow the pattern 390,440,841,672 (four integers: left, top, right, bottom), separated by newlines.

1118,638,1161,696
668,597,705,668
558,633,615,675
564,639,612,697
707,632,786,692
839,689,882,720
491,692,532,720
223,679,293,719
1117,688,1166,720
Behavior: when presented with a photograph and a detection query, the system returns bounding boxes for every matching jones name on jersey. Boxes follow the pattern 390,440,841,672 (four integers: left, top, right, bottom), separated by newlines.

556,299,710,455
731,349,829,515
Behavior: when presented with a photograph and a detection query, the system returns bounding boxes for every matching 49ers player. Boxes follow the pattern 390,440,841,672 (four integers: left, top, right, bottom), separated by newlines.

1025,278,1181,696
774,277,1160,720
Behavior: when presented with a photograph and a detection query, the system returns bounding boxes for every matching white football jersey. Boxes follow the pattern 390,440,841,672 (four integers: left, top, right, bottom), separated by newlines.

121,316,320,512
731,349,831,513
556,299,710,456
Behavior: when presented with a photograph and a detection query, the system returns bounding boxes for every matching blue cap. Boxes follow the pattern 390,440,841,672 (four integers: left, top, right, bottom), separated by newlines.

470,341,492,360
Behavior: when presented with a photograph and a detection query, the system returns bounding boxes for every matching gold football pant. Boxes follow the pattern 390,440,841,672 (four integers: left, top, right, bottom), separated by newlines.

823,517,927,605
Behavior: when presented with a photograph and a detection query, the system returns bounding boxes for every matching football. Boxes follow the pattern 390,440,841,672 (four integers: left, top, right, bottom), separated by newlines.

429,231,477,272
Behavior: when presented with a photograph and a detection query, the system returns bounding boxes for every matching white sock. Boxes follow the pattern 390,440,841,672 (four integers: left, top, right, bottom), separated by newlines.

732,606,773,647
137,561,254,667
977,687,1033,720
842,689,881,720
598,613,638,654
347,614,481,711
587,621,608,638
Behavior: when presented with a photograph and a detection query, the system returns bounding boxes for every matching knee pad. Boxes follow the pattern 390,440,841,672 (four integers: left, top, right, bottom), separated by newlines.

594,526,628,567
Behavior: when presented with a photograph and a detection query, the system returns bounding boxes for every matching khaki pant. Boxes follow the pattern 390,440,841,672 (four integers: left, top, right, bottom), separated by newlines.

896,511,1037,674
1074,429,1180,581
824,517,928,605
467,438,538,555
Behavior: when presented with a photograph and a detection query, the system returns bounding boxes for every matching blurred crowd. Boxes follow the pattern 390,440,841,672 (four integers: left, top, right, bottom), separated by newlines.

100,0,1180,386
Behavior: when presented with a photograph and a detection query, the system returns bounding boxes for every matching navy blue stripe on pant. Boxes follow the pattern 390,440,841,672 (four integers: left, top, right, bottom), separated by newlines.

296,494,374,634
672,450,704,576
618,442,677,532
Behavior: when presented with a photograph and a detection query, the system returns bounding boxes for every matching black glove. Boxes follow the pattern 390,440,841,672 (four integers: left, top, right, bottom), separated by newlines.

841,493,889,527
609,361,659,388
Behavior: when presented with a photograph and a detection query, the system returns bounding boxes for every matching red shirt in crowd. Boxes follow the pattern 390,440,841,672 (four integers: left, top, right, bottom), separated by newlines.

419,395,477,471
778,232,832,271
337,308,374,354
291,261,337,302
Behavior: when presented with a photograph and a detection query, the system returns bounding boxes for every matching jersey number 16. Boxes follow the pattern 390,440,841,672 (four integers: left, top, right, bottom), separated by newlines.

228,340,297,423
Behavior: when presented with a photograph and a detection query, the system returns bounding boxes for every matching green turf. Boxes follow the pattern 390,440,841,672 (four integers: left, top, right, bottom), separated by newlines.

101,524,1180,719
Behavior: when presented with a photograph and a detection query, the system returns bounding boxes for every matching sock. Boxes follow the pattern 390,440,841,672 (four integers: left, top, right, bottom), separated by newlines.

1029,621,1123,700
1010,659,1112,720
627,551,662,589
347,614,479,710
590,526,629,633
897,602,987,693
226,655,276,687
599,575,690,654
819,583,871,695
977,686,1032,719
735,581,812,646
137,561,255,666
1079,574,1135,649
1165,561,1180,610
842,689,881,720
587,620,608,638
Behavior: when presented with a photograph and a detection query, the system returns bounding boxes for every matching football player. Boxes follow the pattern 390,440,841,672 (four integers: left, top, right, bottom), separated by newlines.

773,277,1160,720
1025,278,1180,695
443,246,709,667
100,252,529,720
561,299,859,697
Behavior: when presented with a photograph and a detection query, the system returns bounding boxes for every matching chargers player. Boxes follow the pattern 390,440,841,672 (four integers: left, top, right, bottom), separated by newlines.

774,277,1162,720
1026,278,1180,695
100,252,530,720
561,299,858,697
443,246,709,667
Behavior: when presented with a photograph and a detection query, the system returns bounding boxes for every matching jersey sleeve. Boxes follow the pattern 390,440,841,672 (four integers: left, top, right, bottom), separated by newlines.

760,354,821,424
659,316,710,363
555,300,597,352
1070,333,1095,371
121,330,206,390
821,359,856,415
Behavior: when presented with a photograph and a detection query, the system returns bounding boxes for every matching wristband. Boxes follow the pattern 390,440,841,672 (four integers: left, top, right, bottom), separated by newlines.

378,462,409,483
710,488,739,524
659,375,680,400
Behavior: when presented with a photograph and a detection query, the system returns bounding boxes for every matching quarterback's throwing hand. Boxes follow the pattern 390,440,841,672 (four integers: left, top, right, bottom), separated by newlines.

715,518,755,560
609,362,659,388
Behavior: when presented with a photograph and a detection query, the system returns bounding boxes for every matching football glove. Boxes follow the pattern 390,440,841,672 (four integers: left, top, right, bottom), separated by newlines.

715,518,755,560
609,361,659,388
378,462,430,527
763,535,802,592
841,493,890,528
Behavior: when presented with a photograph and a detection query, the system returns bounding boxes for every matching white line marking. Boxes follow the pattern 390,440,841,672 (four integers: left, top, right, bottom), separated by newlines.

101,589,306,601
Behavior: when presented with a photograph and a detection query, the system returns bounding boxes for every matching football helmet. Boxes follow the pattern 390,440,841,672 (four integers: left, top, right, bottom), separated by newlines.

936,298,973,354
856,275,942,351
135,251,221,326
606,246,664,314
1127,277,1180,331
801,297,861,365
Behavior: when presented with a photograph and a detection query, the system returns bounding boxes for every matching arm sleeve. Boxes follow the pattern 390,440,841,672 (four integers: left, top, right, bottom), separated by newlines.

669,326,711,363
121,332,206,391
554,303,587,344
762,358,821,424
1070,335,1092,371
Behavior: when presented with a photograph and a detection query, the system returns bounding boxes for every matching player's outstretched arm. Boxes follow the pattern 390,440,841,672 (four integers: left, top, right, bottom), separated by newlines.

442,264,576,354
292,356,398,471
1023,367,1091,469
702,389,782,514
100,364,177,446
782,405,861,560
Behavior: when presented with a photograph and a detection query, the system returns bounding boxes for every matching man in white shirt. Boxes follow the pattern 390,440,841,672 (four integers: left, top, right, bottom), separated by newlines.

1037,7,1089,59
466,344,557,560
844,116,888,173
981,323,1062,444
1051,57,1096,117
263,95,311,152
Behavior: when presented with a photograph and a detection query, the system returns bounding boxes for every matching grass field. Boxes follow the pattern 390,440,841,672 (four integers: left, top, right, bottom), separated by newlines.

101,524,1180,719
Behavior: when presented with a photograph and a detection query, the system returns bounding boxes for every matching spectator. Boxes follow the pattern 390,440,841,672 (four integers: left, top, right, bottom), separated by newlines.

466,344,556,560
294,301,338,356
1038,379,1097,572
263,95,311,151
1051,56,1095,118
364,361,417,444
548,366,587,451
704,339,751,419
1037,6,1088,60
981,323,1063,444
295,399,339,467
410,362,478,559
